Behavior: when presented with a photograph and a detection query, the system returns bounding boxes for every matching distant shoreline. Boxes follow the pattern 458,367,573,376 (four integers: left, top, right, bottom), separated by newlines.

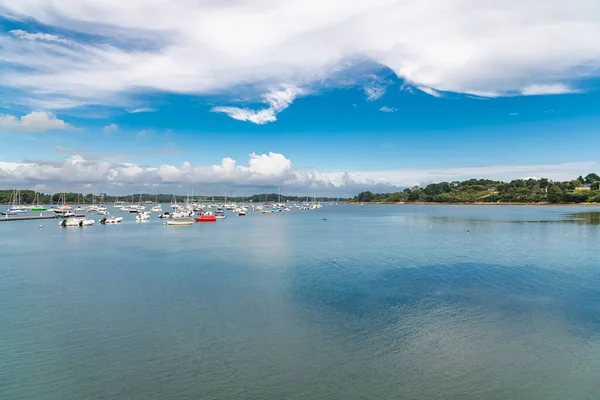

348,202,600,206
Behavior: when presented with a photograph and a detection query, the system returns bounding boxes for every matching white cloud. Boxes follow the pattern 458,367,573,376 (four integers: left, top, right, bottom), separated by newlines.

0,152,389,195
0,0,597,112
127,108,157,113
1,151,593,196
102,123,119,134
418,86,443,98
0,111,70,132
379,106,397,113
521,83,579,96
9,29,70,44
212,86,301,124
365,84,387,101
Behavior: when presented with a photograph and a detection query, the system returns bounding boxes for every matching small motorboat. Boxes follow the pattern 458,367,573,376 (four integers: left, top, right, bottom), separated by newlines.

195,215,217,222
100,216,123,224
214,209,227,219
158,212,173,219
136,211,151,221
167,218,193,226
59,217,95,227
238,210,246,216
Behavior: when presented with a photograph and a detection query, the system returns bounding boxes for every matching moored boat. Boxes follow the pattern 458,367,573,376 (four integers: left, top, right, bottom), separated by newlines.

214,208,227,219
136,211,151,221
59,217,95,227
195,215,217,222
100,216,123,224
167,218,193,226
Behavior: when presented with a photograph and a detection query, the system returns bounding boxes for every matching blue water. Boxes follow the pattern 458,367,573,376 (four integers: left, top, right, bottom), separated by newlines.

1,205,600,399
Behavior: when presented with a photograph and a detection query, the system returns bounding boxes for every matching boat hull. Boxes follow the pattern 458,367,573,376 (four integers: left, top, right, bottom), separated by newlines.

167,219,193,226
195,216,216,222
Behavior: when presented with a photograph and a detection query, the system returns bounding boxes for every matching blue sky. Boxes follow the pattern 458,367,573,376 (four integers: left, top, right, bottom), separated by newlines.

1,1,599,195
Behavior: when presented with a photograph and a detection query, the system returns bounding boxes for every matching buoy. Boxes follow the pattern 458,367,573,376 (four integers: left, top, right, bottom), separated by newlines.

466,230,470,233
39,225,43,229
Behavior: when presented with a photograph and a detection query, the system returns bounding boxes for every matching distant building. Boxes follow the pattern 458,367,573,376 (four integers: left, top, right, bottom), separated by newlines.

575,184,591,191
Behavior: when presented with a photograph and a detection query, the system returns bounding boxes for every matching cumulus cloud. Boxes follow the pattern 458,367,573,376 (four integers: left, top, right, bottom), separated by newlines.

0,152,389,195
0,0,597,113
1,150,593,196
0,111,70,132
212,86,301,124
378,106,397,113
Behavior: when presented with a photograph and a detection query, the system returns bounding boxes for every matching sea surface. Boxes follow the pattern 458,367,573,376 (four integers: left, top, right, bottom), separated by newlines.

1,204,600,400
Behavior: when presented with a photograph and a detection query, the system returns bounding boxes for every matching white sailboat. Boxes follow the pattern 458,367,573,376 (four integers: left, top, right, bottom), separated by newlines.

2,190,27,215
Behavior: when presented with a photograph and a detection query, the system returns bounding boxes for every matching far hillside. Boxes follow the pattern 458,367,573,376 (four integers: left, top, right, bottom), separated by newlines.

351,174,600,204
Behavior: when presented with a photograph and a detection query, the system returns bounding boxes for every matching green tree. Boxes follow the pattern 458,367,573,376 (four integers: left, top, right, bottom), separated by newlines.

591,182,600,190
585,173,600,184
357,191,374,202
547,185,563,203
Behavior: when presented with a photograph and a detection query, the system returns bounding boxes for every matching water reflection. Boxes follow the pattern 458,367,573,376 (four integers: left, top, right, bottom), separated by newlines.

567,212,600,225
429,211,600,225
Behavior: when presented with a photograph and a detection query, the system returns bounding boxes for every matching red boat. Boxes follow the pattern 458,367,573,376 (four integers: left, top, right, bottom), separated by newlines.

195,215,216,222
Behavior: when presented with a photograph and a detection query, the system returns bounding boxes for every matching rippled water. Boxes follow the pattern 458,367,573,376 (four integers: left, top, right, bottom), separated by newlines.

1,205,600,399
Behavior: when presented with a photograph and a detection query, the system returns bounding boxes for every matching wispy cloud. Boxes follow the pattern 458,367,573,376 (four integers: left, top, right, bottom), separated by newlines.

102,123,119,135
9,29,71,45
53,145,85,154
364,84,387,101
212,86,301,124
126,108,157,114
136,129,151,138
379,106,397,113
418,86,443,98
0,111,71,133
521,83,580,96
353,162,598,188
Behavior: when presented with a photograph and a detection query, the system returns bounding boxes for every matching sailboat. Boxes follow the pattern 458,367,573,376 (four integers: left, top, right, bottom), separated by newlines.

170,194,181,210
150,195,162,212
53,193,73,215
2,190,27,215
30,192,47,211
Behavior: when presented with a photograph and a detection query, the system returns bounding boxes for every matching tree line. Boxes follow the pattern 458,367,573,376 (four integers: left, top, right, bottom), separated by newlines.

0,191,344,205
352,173,600,204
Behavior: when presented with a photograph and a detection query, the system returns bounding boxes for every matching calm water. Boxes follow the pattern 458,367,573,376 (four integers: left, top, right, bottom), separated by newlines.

1,205,600,399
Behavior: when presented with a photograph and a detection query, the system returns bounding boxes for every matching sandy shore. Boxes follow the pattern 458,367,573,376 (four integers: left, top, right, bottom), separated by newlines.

349,202,600,206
